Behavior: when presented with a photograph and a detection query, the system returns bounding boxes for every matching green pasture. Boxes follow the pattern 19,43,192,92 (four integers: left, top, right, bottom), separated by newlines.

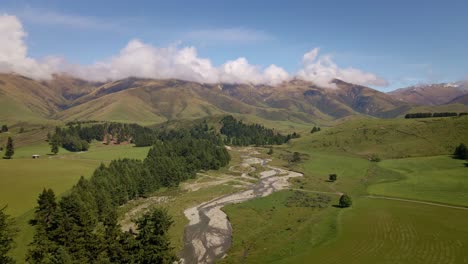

222,142,468,263
369,155,468,206
0,141,151,263
281,198,468,264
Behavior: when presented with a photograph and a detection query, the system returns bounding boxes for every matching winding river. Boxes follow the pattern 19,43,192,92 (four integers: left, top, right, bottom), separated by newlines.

179,151,303,264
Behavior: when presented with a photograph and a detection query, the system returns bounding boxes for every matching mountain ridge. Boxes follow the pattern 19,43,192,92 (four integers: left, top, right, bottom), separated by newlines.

1,73,467,125
388,81,468,106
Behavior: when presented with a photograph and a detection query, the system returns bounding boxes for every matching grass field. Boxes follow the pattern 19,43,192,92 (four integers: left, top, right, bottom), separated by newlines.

221,138,468,264
280,198,468,264
369,155,468,207
0,141,151,263
219,190,340,264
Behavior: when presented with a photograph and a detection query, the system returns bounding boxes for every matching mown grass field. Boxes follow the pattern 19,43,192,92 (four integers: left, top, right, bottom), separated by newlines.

369,155,468,207
0,141,151,263
280,198,468,264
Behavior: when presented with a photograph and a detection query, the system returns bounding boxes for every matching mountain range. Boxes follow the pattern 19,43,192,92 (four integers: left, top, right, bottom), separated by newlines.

1,73,467,125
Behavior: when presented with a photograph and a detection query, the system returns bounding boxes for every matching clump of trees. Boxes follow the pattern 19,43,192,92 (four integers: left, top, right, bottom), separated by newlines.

49,122,152,152
27,188,176,264
454,143,467,160
49,121,205,152
27,124,230,263
328,174,337,182
0,206,17,264
3,137,14,159
339,194,352,208
310,126,321,133
220,116,299,146
0,125,8,133
404,112,460,119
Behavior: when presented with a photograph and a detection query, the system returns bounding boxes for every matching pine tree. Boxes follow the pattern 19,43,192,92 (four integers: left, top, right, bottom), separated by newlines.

27,189,59,264
0,206,17,264
4,137,14,159
50,136,59,155
135,208,176,263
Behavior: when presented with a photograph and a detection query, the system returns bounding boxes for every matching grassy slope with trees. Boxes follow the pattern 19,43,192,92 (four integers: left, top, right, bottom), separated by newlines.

297,116,468,158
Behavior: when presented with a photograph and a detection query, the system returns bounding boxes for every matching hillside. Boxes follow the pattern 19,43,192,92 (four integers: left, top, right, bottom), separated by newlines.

0,74,66,122
388,82,468,106
290,115,468,158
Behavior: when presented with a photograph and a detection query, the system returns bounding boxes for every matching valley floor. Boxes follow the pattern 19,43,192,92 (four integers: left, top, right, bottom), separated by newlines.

3,141,468,264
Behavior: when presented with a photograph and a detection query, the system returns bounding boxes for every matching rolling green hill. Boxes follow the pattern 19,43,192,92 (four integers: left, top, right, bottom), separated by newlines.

290,115,468,158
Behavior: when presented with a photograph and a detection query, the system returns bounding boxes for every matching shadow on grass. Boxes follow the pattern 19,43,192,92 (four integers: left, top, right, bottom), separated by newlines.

332,205,346,208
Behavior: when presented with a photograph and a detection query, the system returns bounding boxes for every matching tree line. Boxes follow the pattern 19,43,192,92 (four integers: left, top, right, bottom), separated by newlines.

48,122,168,153
404,112,467,119
220,116,299,146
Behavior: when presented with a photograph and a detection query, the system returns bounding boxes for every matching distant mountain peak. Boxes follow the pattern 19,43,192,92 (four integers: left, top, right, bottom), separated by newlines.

388,81,468,106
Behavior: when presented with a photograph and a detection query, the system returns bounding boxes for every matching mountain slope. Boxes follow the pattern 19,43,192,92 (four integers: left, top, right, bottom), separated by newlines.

388,82,468,106
0,74,64,122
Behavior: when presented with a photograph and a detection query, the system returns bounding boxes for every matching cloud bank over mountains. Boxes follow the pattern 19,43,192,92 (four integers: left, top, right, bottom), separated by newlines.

0,14,387,88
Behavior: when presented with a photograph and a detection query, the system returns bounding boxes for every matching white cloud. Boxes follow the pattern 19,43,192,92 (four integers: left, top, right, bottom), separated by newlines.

184,28,272,44
70,41,289,85
0,14,59,79
0,14,386,88
263,65,290,85
68,40,219,83
297,48,388,88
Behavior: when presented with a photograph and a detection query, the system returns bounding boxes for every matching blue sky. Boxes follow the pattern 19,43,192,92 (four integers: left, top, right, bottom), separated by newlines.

1,0,467,91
